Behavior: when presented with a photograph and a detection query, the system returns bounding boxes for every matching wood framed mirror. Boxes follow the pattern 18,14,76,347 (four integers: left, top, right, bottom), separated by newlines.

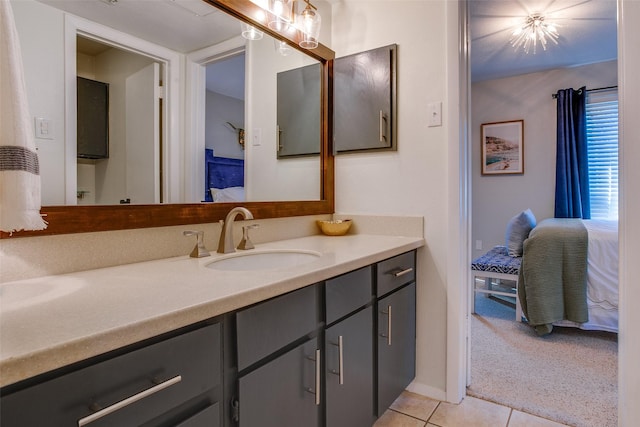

3,0,334,238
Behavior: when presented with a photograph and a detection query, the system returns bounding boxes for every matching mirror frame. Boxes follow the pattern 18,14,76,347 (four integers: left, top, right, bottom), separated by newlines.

2,0,334,238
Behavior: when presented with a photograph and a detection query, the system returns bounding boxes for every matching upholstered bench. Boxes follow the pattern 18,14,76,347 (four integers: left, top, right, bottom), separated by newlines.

471,245,523,322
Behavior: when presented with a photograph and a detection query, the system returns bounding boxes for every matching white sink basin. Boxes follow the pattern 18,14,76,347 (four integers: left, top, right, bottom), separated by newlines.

205,249,321,271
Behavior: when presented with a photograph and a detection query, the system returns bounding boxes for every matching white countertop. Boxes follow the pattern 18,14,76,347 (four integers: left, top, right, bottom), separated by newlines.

0,234,424,388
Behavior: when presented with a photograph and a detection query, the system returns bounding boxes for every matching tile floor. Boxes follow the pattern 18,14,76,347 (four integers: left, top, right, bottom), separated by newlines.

375,391,570,427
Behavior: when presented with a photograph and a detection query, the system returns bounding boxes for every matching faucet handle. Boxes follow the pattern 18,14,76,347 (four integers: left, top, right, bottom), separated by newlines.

183,230,211,258
237,224,259,250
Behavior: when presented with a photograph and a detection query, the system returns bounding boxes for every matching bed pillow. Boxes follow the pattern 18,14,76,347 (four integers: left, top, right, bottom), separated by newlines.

505,209,537,257
210,187,245,202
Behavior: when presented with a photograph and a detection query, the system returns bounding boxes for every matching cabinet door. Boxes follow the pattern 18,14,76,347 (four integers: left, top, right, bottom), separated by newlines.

276,63,322,157
377,282,416,416
334,44,397,153
238,338,320,427
325,306,374,427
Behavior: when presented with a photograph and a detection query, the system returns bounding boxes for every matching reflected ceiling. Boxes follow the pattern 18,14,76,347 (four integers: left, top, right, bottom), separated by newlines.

38,0,239,52
470,0,617,82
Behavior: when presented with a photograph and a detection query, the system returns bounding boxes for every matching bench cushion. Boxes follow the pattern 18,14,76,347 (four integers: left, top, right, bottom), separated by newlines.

471,245,521,276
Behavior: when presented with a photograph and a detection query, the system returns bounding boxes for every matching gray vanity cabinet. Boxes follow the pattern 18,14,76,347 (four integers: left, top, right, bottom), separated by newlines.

325,267,375,427
0,323,223,427
1,250,418,427
376,252,417,416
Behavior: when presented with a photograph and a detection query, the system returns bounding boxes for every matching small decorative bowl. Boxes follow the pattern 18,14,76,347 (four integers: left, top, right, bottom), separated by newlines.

317,219,353,236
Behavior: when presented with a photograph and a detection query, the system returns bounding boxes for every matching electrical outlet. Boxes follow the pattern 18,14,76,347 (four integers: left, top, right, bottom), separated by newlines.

475,240,483,250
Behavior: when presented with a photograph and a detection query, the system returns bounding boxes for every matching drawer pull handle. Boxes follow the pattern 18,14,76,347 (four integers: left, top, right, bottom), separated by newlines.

305,349,321,405
381,305,392,346
330,336,345,385
389,267,413,278
78,375,182,426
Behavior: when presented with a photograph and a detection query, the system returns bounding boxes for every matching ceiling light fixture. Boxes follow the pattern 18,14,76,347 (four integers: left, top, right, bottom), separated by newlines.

511,13,559,54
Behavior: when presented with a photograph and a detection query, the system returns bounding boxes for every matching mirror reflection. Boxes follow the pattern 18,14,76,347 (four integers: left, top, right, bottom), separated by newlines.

15,0,322,206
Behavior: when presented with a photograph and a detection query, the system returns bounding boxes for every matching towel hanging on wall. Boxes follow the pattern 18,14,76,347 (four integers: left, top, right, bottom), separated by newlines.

0,0,47,232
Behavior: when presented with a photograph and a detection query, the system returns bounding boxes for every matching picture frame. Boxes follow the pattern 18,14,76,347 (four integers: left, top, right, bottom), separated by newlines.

481,120,524,175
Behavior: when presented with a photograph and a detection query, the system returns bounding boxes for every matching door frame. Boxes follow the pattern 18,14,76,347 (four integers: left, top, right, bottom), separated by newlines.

185,36,246,203
63,15,181,204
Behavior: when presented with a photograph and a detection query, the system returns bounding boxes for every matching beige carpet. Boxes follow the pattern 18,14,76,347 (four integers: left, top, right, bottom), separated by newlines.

467,295,618,427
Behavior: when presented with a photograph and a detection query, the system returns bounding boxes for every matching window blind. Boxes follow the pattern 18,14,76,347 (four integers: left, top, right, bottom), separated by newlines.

586,89,618,220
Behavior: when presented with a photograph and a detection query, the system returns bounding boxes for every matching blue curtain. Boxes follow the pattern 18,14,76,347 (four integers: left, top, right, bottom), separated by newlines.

554,87,590,219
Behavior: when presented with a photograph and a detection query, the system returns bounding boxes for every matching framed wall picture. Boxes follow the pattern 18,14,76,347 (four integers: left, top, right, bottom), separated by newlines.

481,120,524,175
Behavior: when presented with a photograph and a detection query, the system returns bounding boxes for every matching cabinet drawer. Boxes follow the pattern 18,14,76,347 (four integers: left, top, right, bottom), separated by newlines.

1,323,222,427
325,266,372,324
376,251,416,296
236,285,319,371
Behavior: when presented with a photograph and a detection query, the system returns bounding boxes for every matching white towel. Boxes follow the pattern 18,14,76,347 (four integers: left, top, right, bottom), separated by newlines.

0,0,47,232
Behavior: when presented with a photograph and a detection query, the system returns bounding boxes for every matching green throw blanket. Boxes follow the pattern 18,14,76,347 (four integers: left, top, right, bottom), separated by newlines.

518,218,589,336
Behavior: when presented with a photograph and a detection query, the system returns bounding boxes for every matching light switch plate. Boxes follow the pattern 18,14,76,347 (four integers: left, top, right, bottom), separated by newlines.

427,102,442,127
252,128,262,146
34,117,54,139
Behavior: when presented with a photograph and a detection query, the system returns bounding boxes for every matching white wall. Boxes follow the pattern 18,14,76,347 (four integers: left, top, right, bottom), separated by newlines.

331,0,455,398
205,91,245,159
471,61,618,258
12,0,66,206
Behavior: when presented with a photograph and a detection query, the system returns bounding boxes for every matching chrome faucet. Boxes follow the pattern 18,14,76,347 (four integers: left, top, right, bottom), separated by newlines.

217,207,254,254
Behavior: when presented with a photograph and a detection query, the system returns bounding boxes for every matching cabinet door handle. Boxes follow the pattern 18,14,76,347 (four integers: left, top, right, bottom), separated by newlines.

330,335,344,385
305,349,321,405
277,125,283,151
389,267,413,277
78,375,182,426
315,348,321,404
379,110,387,143
381,305,392,346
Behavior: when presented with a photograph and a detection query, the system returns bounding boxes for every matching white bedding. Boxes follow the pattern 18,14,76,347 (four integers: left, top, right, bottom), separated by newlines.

555,219,619,332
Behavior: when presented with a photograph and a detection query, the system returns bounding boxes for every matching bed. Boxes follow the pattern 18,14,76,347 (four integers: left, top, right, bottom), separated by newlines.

518,218,619,335
205,149,245,202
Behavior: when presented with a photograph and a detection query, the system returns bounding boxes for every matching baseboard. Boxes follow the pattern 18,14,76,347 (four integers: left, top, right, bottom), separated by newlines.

405,380,447,402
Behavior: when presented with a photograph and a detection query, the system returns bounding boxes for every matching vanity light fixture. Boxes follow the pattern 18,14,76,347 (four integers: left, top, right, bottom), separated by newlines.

241,22,264,40
298,0,321,49
511,13,559,54
274,39,294,56
268,0,294,32
242,0,321,49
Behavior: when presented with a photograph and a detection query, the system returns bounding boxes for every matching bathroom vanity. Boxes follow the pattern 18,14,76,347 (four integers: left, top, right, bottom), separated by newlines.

0,235,422,426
